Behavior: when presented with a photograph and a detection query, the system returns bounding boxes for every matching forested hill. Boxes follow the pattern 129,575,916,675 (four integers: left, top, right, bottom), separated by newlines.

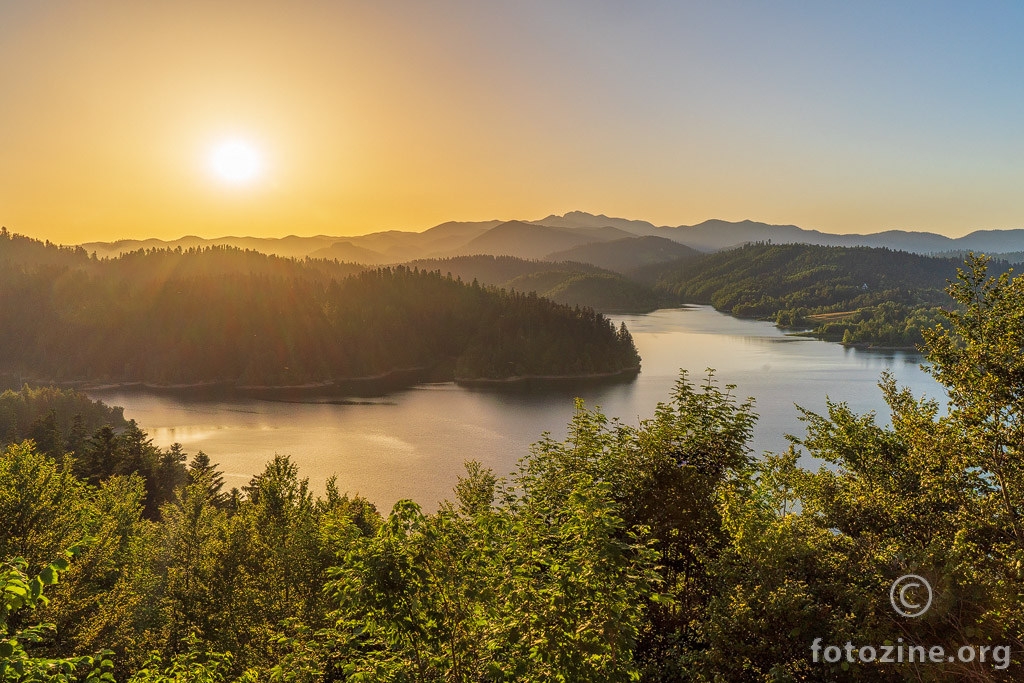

0,226,367,282
637,243,1020,347
403,255,664,312
0,384,127,448
0,226,93,269
545,235,702,274
646,242,983,316
0,232,640,387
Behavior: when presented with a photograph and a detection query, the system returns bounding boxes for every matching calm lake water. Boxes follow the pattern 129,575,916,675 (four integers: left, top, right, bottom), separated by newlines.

87,306,944,511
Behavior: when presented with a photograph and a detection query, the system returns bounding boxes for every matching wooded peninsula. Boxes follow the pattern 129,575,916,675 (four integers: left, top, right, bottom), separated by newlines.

0,230,640,390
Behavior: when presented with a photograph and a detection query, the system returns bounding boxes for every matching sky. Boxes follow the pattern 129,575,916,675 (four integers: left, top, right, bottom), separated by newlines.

2,0,1024,243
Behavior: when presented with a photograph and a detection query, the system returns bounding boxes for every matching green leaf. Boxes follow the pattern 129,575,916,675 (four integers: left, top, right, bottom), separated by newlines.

39,566,57,585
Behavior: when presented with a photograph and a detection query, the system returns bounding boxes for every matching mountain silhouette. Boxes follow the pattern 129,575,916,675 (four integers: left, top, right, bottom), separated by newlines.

76,211,1024,263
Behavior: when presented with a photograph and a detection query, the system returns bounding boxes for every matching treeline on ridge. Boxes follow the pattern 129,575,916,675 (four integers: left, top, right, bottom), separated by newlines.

646,242,962,315
0,230,640,387
0,384,126,451
404,254,666,312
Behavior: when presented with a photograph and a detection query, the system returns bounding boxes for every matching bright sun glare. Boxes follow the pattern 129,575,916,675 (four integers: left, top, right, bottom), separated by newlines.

208,139,263,185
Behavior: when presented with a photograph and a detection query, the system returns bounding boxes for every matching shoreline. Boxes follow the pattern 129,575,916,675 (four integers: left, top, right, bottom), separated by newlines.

712,309,925,353
58,365,641,398
52,367,431,393
782,330,921,352
454,366,641,386
836,340,921,352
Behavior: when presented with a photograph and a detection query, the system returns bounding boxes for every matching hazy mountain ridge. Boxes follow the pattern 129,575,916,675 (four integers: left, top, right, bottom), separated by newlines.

81,234,341,260
554,214,1024,254
452,221,637,260
74,211,1024,264
529,211,666,235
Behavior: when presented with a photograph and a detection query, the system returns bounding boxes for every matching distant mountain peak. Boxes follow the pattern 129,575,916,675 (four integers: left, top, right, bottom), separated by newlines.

77,212,1024,264
529,211,663,236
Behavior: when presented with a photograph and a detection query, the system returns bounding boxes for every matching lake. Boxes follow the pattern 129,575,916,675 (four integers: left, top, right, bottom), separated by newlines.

87,306,944,511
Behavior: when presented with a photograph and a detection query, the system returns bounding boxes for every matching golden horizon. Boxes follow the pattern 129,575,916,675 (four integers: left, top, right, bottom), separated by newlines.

3,2,1024,244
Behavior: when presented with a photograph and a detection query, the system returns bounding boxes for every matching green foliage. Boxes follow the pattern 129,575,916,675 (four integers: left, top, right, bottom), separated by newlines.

8,253,1024,680
45,475,155,670
924,254,1024,570
308,371,755,681
687,256,1024,681
324,473,660,681
809,302,949,347
1,542,115,683
185,453,227,509
0,443,89,570
71,420,187,520
124,636,256,683
925,255,1024,462
0,387,126,456
156,476,231,654
0,385,187,522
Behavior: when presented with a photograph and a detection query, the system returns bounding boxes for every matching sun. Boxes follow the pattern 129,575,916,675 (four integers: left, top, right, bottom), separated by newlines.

208,139,263,185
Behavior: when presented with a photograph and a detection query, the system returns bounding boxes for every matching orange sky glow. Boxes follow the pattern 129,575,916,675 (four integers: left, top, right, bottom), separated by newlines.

2,1,1024,244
